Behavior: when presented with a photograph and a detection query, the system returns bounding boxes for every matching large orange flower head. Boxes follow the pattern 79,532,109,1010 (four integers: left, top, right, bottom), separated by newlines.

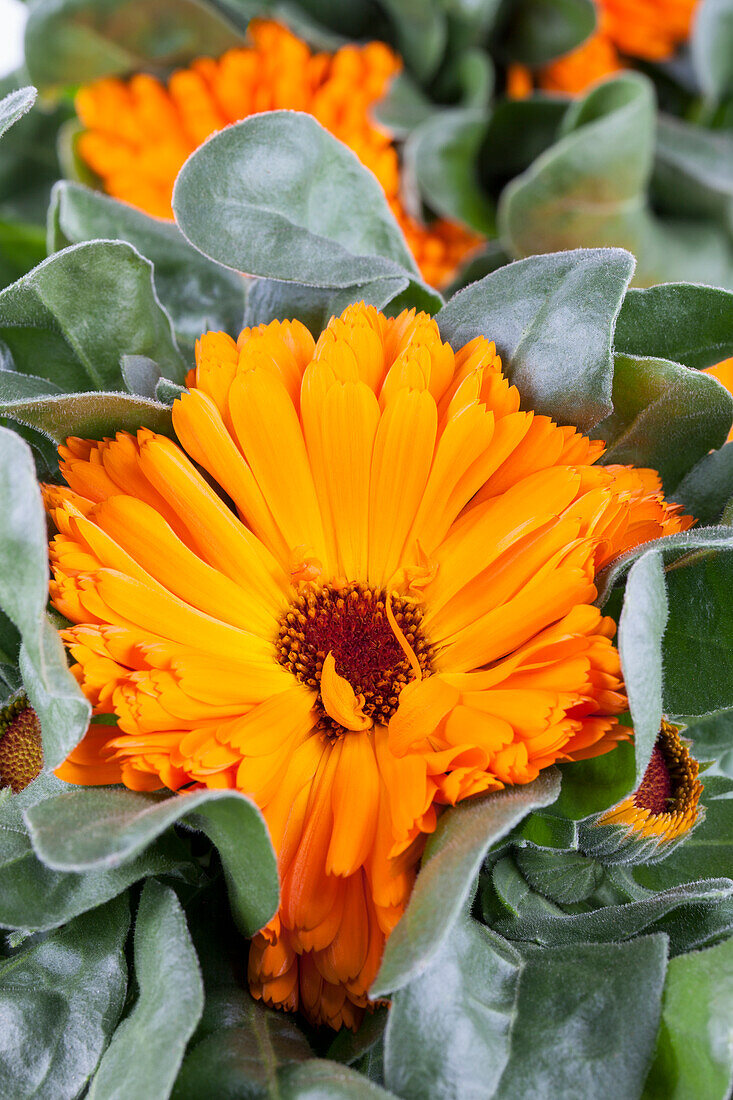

75,19,480,289
510,0,699,96
45,304,691,1029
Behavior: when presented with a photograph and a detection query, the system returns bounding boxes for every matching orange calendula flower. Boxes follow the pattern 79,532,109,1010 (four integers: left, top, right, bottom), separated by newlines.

45,304,691,1028
75,19,481,289
509,0,699,96
0,696,43,793
598,719,703,844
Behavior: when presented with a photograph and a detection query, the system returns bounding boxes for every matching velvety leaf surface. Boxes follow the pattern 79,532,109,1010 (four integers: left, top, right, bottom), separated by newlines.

384,919,521,1099
643,937,733,1100
491,936,667,1100
491,858,733,952
173,112,424,288
373,769,560,996
595,527,733,607
385,917,667,1100
172,997,312,1100
0,241,185,390
498,74,733,289
652,117,733,224
692,0,733,103
672,444,733,526
618,551,667,780
551,741,636,818
379,0,446,82
663,550,733,715
88,880,204,1100
0,772,192,931
614,283,733,369
49,182,246,359
26,786,279,936
244,275,411,339
404,108,495,234
0,86,36,140
0,428,91,766
595,355,733,490
25,0,244,90
436,247,633,429
0,895,129,1099
278,1059,397,1098
0,390,175,443
493,0,596,65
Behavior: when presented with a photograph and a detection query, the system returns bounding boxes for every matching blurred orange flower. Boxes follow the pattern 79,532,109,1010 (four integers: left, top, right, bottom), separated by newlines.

75,20,481,288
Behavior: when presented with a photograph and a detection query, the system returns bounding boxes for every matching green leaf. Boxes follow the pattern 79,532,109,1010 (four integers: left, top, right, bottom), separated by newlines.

692,0,733,103
595,355,733,490
120,354,160,399
681,708,733,760
373,71,435,138
19,619,93,770
436,247,633,430
384,919,522,1099
614,283,733,370
498,73,733,289
481,97,566,186
25,0,244,91
0,427,90,767
49,182,247,360
172,997,312,1100
0,895,129,1099
0,86,37,141
89,880,203,1100
0,427,48,666
379,0,446,82
618,551,667,781
26,786,279,936
644,936,733,1100
278,1061,396,1098
404,108,495,234
0,772,194,932
673,444,733,527
595,526,733,607
492,860,733,952
173,111,424,287
384,916,667,1100
0,241,186,390
0,219,48,291
663,550,733,715
515,847,605,904
244,274,414,339
653,116,733,223
0,390,175,443
493,0,596,65
372,768,560,997
551,741,636,819
491,936,668,1099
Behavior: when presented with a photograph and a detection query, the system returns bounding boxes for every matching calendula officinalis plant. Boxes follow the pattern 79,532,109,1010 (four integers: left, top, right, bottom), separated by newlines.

0,5,730,1099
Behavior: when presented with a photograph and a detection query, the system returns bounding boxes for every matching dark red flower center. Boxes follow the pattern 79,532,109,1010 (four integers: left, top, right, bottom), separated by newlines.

633,744,672,813
276,581,433,735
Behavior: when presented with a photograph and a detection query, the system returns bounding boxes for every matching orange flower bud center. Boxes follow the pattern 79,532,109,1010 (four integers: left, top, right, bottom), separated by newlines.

276,581,433,737
0,697,43,794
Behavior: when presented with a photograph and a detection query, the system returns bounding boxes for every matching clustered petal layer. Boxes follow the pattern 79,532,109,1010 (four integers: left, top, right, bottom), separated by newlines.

45,304,691,1029
75,19,480,288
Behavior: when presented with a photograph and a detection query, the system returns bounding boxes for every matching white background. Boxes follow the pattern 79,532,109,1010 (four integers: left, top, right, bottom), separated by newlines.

0,0,28,78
